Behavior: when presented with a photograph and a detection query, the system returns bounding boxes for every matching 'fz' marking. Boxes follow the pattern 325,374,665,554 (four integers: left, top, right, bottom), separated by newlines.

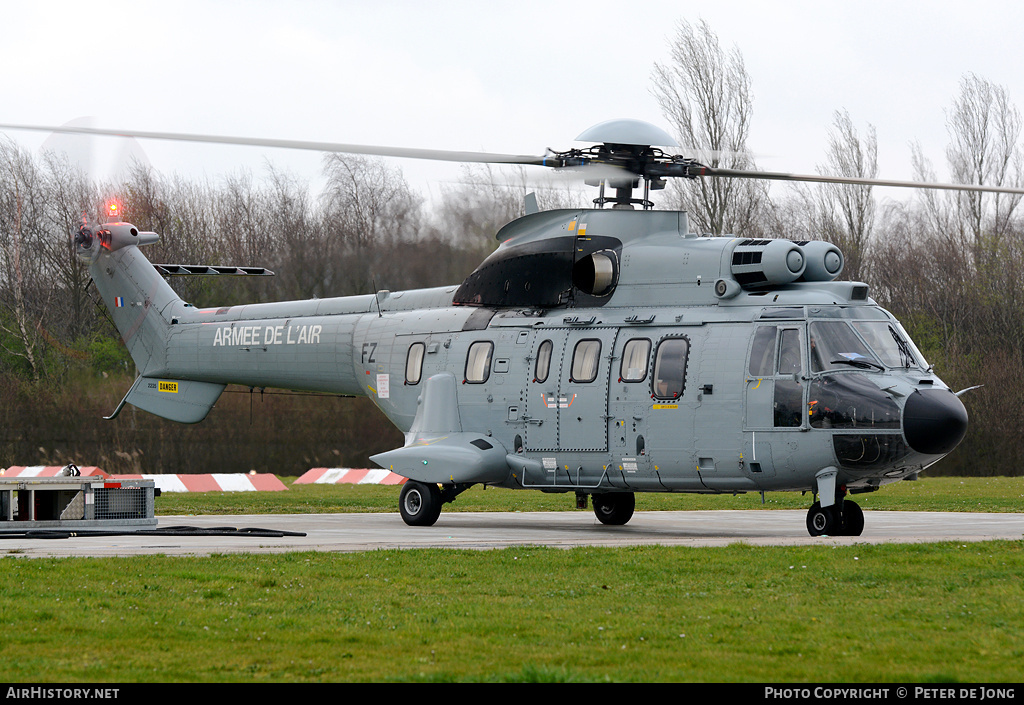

361,342,377,364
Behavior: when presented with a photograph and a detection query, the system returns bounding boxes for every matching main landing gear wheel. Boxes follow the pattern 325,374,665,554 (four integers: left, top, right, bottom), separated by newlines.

592,492,635,525
805,500,865,536
400,481,442,526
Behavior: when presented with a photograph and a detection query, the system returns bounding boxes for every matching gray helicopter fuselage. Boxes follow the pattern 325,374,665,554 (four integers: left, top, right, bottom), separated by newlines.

22,111,982,533
82,207,967,512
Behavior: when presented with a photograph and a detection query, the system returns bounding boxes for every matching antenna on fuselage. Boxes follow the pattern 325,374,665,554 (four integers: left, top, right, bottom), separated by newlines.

372,279,383,318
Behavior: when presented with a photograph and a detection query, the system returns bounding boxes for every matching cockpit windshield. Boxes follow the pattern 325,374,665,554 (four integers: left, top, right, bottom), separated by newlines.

809,321,881,372
809,318,925,372
851,321,924,369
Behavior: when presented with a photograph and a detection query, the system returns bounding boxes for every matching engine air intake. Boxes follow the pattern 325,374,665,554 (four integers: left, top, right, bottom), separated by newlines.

730,239,806,287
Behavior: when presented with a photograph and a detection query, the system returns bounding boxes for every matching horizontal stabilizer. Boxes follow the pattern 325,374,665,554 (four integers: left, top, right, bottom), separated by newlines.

119,376,226,424
153,264,274,276
371,434,511,484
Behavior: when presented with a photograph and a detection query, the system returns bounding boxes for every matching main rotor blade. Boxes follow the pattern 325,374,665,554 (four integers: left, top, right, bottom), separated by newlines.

443,163,637,191
0,123,550,166
697,166,1024,195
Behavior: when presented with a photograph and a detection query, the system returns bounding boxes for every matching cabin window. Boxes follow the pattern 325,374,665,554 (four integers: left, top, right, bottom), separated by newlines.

620,339,651,382
405,342,425,385
570,339,601,383
465,341,494,383
652,337,689,399
535,339,553,383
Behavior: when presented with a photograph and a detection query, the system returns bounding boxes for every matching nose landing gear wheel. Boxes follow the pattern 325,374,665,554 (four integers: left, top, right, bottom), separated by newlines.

592,492,635,525
400,481,442,526
806,502,836,536
806,500,865,536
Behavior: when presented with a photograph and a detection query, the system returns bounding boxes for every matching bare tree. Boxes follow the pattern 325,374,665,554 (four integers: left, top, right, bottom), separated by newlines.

430,164,524,247
651,18,768,234
945,73,1024,247
320,155,424,295
0,140,51,380
430,164,587,246
39,150,97,342
871,75,1024,360
321,155,422,249
792,110,878,280
885,73,1024,357
908,142,958,246
214,170,275,269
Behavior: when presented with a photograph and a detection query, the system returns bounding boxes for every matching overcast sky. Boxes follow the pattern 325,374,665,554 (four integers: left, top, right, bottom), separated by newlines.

4,0,1024,207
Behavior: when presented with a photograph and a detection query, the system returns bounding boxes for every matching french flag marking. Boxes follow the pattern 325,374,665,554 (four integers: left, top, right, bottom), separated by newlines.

114,296,124,308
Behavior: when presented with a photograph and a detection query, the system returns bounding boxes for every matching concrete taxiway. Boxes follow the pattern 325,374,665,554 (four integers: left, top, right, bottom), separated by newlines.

1,509,1022,558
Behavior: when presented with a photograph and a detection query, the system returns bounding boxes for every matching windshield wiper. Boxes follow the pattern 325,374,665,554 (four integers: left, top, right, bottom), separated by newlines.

830,357,885,371
889,325,915,368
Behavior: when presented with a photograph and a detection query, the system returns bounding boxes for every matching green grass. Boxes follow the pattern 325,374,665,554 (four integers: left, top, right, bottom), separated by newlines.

2,477,1021,683
154,476,1024,516
1,543,1021,682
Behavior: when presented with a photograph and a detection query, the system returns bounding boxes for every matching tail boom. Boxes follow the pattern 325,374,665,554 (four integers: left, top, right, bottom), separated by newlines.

84,223,374,421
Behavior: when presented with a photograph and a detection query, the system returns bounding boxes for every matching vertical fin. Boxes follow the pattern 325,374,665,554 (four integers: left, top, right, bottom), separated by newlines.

86,238,225,422
524,192,539,215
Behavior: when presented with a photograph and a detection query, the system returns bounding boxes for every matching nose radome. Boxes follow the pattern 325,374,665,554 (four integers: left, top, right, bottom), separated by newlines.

903,389,969,455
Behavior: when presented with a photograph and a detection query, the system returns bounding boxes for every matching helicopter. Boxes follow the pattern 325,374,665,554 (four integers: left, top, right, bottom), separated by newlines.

2,118,1016,536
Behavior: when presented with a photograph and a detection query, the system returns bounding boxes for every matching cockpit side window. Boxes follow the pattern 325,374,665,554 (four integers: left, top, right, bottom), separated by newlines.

775,328,803,427
749,326,776,377
745,325,806,429
777,328,803,375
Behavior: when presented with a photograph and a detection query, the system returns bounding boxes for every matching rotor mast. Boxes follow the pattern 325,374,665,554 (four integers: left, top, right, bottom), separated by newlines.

567,119,678,211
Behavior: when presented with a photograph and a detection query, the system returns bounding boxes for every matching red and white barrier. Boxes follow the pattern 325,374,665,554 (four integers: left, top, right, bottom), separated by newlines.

2,466,108,478
110,474,288,493
2,467,287,493
4,466,407,491
296,467,406,485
